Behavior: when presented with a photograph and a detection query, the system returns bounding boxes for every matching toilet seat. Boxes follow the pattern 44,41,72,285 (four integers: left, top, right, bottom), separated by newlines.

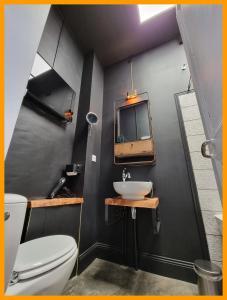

12,235,77,282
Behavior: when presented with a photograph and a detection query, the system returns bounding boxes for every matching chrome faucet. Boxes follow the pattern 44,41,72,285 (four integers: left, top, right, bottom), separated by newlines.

122,168,131,182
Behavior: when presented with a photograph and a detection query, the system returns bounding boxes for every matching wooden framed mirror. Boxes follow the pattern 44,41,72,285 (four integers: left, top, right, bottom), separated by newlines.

114,92,155,165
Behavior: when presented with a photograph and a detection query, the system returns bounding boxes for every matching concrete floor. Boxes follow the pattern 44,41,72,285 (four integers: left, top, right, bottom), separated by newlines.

63,258,198,295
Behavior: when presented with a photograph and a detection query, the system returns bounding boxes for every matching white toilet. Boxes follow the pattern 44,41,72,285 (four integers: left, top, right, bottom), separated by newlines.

4,194,78,295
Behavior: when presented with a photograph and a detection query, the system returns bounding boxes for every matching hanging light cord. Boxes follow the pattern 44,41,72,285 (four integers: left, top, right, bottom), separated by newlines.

130,60,134,92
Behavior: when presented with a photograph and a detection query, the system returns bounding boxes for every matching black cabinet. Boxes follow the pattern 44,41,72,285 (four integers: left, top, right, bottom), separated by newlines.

38,7,63,67
38,6,83,93
54,24,83,91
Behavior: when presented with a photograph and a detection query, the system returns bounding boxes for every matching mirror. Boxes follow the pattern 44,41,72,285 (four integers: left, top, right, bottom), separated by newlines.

114,92,155,165
23,53,76,124
86,112,98,125
117,101,150,143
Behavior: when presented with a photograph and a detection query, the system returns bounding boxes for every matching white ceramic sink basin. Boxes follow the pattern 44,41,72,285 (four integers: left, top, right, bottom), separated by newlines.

113,181,153,200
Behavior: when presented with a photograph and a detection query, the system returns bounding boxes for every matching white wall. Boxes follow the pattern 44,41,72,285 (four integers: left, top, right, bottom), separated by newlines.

4,5,50,158
176,5,222,194
179,92,222,267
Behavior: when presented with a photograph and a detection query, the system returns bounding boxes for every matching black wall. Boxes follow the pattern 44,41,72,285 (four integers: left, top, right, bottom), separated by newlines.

5,7,84,244
81,54,103,253
5,6,105,272
96,40,207,282
5,7,83,199
69,53,104,271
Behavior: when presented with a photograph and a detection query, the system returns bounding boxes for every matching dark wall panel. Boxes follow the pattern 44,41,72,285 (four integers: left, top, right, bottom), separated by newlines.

69,53,94,196
5,104,78,198
24,205,81,243
72,54,104,254
97,40,206,280
81,54,104,252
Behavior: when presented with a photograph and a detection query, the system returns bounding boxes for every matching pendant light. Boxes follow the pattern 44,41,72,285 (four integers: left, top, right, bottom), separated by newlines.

126,59,137,101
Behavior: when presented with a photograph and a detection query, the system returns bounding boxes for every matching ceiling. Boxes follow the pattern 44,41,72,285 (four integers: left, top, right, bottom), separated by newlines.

58,5,180,67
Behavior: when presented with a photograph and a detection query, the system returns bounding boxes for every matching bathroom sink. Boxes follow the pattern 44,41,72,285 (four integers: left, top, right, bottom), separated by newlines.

113,181,153,200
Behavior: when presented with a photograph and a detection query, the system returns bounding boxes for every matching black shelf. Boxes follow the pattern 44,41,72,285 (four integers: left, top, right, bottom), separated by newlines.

24,91,69,123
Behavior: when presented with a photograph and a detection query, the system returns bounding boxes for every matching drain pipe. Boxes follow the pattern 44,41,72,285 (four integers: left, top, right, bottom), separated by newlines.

131,207,138,270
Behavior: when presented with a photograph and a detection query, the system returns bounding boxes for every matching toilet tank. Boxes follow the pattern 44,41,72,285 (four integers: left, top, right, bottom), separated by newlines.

4,194,27,291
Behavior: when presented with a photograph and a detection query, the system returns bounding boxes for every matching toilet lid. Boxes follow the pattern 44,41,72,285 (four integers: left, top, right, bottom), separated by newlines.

14,235,77,280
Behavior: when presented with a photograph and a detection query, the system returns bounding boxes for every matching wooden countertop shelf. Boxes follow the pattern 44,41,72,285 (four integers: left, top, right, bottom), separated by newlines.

105,197,159,209
28,197,84,208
